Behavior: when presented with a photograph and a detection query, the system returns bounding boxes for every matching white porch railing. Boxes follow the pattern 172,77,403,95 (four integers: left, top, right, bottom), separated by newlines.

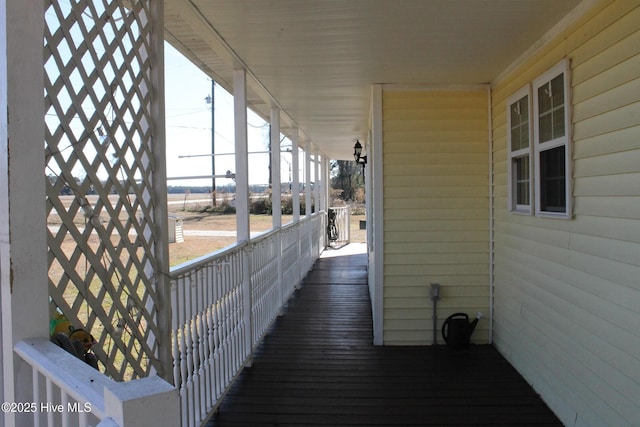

13,338,179,427
11,214,326,427
328,206,351,246
169,213,326,427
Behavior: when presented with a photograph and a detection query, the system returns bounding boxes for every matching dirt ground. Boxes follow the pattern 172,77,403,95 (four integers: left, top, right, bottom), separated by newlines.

47,194,366,267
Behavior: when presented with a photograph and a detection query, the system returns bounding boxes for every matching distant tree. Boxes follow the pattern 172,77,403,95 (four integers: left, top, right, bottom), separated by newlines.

330,160,363,201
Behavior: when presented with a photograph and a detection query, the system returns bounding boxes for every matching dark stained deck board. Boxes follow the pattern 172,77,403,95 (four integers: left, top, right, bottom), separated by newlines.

207,248,562,426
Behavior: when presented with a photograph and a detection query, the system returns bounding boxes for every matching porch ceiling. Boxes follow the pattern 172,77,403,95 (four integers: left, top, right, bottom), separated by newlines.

163,0,581,160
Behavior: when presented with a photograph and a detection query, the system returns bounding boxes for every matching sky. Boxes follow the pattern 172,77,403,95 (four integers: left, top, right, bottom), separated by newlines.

44,16,298,191
164,42,298,189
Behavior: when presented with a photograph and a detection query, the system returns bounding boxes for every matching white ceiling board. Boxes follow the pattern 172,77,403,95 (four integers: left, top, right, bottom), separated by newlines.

164,0,582,159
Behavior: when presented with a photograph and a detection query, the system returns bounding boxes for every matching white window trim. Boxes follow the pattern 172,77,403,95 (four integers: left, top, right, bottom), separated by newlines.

532,59,572,219
507,85,533,215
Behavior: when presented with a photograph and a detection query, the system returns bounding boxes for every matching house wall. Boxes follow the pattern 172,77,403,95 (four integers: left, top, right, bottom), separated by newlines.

491,1,640,425
382,87,490,345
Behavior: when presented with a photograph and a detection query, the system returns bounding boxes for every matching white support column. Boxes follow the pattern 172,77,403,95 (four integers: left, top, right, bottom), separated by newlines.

323,156,330,212
305,148,312,217
233,69,252,359
0,0,48,419
314,150,320,213
322,156,329,248
270,108,281,229
313,151,320,254
148,0,172,383
270,108,284,309
290,131,301,282
304,148,312,264
234,69,250,243
291,130,300,223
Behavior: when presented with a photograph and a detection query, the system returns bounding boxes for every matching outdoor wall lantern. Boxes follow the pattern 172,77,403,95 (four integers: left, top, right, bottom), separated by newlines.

353,140,367,165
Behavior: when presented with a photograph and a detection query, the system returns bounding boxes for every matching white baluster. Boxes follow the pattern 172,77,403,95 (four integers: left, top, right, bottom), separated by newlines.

204,263,214,411
170,280,180,394
185,274,195,427
61,390,69,427
178,277,189,427
46,377,54,427
32,367,40,427
213,265,222,400
191,272,200,426
194,270,203,422
198,268,207,422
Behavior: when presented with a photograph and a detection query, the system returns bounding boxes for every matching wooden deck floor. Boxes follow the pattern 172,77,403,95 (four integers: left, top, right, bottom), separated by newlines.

207,244,562,426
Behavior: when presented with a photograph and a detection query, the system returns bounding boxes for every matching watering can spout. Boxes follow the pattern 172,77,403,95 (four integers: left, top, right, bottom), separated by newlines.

467,312,484,338
468,318,479,337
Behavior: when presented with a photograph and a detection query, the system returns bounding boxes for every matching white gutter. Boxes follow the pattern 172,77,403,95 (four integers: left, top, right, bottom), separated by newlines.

371,84,384,346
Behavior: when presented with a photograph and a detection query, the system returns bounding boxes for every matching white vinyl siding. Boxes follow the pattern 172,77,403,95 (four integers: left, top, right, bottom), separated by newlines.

491,1,640,426
382,88,489,346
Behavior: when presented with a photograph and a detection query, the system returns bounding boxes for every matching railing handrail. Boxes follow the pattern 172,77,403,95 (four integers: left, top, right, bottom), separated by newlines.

169,241,247,277
169,214,320,278
249,214,323,245
15,338,108,418
15,338,180,427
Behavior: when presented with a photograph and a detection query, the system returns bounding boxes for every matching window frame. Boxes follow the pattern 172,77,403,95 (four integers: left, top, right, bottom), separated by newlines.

532,59,572,219
507,85,533,215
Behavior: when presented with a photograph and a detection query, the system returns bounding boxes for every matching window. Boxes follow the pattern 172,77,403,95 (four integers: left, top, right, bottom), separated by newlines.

506,59,572,219
533,60,571,218
539,146,566,212
507,86,533,214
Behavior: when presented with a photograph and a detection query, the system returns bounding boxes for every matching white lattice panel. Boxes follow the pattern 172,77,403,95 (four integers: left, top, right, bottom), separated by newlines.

44,0,161,381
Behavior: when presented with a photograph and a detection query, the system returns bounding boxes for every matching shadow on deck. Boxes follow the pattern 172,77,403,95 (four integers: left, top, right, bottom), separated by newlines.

207,243,561,426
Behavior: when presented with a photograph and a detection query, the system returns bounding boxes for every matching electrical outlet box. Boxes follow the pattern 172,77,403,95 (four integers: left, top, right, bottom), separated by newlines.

430,283,440,300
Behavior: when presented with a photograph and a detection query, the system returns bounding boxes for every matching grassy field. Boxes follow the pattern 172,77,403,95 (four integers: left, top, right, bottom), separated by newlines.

47,193,365,380
168,201,366,266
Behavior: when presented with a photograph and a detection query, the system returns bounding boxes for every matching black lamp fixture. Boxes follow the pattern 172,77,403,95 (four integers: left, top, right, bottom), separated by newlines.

353,140,367,164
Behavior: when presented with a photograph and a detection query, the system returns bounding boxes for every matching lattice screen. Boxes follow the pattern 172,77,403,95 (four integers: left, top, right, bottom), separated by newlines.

44,0,163,381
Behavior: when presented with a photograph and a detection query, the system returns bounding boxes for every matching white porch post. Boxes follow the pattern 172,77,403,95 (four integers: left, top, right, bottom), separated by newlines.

304,148,312,263
314,150,320,213
322,156,329,213
291,130,300,223
234,69,250,243
270,108,282,229
148,0,172,383
0,0,49,420
233,69,252,358
270,108,284,308
322,156,329,247
313,151,321,253
290,131,301,282
305,148,312,217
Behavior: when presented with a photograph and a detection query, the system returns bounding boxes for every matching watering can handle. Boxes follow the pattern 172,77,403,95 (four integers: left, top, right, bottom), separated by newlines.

441,312,469,343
